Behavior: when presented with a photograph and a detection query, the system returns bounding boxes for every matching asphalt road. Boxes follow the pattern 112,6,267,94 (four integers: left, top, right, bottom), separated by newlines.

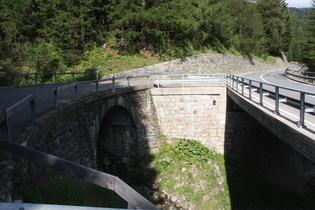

242,67,315,105
239,67,315,129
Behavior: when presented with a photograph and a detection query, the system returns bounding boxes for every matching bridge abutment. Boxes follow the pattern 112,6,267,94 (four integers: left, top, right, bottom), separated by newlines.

151,87,227,154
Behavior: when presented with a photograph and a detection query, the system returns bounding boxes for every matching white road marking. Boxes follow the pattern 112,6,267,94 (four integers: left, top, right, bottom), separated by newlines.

238,86,315,128
260,72,268,82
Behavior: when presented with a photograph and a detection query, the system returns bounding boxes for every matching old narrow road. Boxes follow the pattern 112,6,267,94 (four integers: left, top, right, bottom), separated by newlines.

0,79,150,141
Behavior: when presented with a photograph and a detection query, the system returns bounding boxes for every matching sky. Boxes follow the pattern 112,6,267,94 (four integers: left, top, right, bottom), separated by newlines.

286,0,312,8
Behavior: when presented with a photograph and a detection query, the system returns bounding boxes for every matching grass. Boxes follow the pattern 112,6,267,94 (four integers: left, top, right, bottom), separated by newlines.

150,139,231,209
1,43,281,88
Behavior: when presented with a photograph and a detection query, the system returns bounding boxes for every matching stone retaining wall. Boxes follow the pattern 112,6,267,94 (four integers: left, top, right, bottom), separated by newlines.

113,53,289,77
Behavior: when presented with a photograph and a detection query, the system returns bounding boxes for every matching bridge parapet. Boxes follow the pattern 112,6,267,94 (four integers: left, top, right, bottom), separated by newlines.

227,74,315,164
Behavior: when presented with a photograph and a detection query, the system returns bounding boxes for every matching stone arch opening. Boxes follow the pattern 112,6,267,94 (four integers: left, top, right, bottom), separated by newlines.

97,105,138,159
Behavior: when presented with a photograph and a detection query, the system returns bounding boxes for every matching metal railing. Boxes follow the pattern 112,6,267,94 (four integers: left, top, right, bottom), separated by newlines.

151,73,226,87
0,137,158,210
227,74,315,128
0,71,101,87
0,74,151,142
285,66,315,85
0,73,225,142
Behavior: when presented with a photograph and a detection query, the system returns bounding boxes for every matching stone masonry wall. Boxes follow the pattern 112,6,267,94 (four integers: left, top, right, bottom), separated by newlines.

151,87,226,154
112,53,289,78
23,86,160,168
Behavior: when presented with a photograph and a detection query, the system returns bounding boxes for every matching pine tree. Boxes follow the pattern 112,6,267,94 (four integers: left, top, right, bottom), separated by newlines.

233,0,266,55
257,0,292,55
303,0,315,71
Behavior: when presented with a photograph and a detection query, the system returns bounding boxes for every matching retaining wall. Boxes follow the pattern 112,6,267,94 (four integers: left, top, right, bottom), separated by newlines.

113,53,289,77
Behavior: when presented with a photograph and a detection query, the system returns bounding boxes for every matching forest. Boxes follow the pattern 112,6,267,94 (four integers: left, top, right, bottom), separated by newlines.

0,0,314,80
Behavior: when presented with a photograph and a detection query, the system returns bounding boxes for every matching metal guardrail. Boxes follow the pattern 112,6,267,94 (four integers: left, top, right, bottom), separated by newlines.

227,74,315,128
0,138,158,210
152,73,226,87
285,66,315,85
0,71,100,87
0,73,226,142
0,203,123,210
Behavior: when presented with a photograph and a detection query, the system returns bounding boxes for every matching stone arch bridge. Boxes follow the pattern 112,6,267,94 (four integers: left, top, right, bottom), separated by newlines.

21,84,227,168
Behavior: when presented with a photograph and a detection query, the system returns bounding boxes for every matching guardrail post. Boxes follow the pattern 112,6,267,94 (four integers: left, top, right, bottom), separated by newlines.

0,105,11,142
35,73,38,85
275,86,280,114
299,92,306,127
96,79,99,95
232,75,235,90
75,83,79,100
54,87,58,111
14,74,17,87
30,93,36,126
242,78,244,96
0,105,12,159
54,73,57,84
72,72,75,82
147,76,149,86
227,74,231,87
259,83,263,106
236,76,239,92
249,80,252,100
112,76,115,90
127,76,131,88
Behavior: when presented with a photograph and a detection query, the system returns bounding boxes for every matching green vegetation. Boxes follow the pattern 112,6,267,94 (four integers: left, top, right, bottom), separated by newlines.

16,139,230,209
153,139,230,209
303,0,315,70
0,0,303,80
15,138,315,208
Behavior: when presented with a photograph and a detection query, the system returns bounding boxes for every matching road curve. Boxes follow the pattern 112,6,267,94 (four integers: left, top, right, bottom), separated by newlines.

241,67,315,105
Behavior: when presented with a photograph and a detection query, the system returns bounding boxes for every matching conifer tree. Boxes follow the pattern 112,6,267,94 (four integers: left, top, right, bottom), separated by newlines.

233,0,266,55
256,0,292,55
303,0,315,71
